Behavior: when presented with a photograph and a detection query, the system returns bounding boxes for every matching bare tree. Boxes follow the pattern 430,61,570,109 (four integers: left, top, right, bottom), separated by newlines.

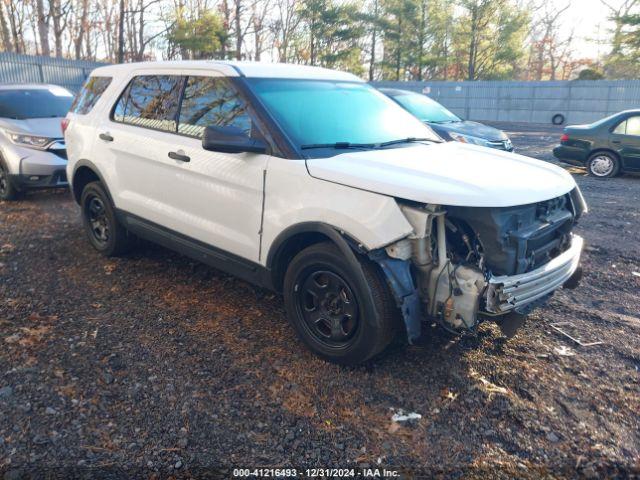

0,1,12,52
35,0,51,56
601,0,640,54
270,0,300,62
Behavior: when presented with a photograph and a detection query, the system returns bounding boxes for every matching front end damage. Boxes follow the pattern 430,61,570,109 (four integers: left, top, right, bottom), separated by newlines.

371,188,587,342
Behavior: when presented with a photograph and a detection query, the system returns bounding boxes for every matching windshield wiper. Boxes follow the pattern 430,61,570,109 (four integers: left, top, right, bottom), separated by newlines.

300,142,375,150
377,137,437,147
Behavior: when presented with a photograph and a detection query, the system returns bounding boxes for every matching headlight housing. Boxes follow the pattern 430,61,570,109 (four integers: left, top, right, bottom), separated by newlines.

7,132,55,150
448,132,492,147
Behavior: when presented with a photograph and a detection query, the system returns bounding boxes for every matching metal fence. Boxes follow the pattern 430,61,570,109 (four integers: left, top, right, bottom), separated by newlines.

373,80,640,125
1,53,640,125
0,52,106,92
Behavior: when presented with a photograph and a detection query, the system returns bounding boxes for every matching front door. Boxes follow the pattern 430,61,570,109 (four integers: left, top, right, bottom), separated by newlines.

611,115,640,171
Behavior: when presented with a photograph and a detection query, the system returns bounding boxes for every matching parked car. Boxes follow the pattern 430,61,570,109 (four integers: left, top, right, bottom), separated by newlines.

553,110,640,178
380,88,514,152
0,84,74,200
65,61,585,364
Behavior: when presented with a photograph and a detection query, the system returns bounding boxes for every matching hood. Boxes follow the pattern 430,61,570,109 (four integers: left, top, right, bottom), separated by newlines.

0,117,64,138
306,142,576,207
429,120,507,142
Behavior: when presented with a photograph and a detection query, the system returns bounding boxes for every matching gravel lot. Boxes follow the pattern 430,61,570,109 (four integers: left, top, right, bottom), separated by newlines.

1,124,639,478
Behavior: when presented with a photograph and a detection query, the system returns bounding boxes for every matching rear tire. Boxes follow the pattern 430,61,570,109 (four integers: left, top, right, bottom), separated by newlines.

0,160,23,201
587,151,620,178
283,242,399,365
80,181,133,256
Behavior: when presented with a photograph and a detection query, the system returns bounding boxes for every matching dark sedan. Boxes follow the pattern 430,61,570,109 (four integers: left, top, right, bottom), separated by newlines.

553,110,640,178
380,88,514,152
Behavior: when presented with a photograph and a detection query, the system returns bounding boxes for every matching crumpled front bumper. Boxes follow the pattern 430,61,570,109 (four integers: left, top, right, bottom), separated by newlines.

485,234,583,314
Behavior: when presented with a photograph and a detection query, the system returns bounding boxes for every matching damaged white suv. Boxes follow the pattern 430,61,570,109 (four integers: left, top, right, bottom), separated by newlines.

65,61,586,364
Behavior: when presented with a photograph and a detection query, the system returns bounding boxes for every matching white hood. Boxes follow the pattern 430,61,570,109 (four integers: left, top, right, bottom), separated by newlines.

306,142,576,207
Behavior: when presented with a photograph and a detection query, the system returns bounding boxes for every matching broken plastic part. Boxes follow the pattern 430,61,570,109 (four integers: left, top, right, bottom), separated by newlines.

369,250,422,343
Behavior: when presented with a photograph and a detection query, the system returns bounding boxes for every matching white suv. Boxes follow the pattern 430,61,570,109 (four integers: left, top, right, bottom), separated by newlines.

65,61,586,364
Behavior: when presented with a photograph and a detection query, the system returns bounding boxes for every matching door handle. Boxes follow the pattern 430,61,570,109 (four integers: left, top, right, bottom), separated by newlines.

99,132,113,142
168,151,190,162
612,140,621,144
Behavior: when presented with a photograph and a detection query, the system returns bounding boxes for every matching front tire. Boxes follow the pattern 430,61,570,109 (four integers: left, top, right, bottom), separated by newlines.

80,181,133,256
283,242,398,365
587,151,620,178
0,161,23,201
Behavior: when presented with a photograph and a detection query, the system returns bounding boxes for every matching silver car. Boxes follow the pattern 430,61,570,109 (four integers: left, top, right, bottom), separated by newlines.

0,84,73,200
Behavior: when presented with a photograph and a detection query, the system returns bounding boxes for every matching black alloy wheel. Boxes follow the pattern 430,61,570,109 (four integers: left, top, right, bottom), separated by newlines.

80,181,133,256
296,269,360,349
86,195,110,247
283,242,399,364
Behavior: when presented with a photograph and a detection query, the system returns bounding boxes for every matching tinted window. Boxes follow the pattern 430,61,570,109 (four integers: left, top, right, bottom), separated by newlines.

392,92,461,123
71,76,112,114
178,76,252,138
247,79,439,150
0,87,73,119
113,75,182,132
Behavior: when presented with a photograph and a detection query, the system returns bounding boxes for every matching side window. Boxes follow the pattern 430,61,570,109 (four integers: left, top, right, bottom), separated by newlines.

625,116,640,136
71,76,112,114
613,120,627,135
178,76,252,139
112,75,182,132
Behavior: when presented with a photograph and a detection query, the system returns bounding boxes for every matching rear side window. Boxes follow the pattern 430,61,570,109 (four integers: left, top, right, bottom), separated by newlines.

178,76,252,138
113,75,182,132
71,76,112,114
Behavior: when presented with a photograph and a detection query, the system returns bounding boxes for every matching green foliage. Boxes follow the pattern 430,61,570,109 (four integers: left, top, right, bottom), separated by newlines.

604,10,640,79
577,68,605,80
168,11,228,60
454,0,529,80
298,0,366,73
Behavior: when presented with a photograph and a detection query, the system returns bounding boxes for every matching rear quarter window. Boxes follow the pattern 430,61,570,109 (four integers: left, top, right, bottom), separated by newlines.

71,76,112,114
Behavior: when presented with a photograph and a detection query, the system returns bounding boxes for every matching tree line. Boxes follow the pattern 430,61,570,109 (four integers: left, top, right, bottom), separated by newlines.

1,0,639,80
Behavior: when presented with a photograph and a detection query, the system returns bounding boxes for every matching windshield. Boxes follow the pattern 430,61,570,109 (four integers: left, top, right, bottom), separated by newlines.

391,92,461,123
0,88,74,119
246,79,440,150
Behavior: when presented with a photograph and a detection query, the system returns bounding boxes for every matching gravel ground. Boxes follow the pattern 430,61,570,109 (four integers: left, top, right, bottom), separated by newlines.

1,125,639,479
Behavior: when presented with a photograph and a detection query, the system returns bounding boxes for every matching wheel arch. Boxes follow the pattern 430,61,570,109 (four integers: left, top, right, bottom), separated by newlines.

71,160,114,205
588,148,621,163
266,222,367,293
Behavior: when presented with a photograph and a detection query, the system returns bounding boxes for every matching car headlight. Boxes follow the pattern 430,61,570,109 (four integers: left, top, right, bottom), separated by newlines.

6,132,55,150
448,132,491,147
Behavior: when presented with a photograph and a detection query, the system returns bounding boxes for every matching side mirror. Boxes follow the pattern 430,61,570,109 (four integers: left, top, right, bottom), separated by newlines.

202,125,268,154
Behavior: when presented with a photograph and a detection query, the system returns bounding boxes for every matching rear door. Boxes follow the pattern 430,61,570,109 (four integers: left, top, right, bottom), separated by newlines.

65,76,113,175
611,115,640,171
94,69,268,263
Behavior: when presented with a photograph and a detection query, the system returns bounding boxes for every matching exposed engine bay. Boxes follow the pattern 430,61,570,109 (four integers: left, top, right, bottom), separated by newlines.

375,188,587,341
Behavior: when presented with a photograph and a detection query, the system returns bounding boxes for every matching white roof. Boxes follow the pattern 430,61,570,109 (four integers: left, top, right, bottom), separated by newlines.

91,60,362,82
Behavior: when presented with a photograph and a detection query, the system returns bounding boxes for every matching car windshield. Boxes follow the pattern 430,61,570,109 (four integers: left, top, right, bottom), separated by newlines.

0,87,74,119
246,79,440,151
391,92,461,123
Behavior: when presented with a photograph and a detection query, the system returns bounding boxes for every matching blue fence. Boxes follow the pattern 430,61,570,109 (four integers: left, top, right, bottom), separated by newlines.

1,53,639,124
373,80,640,125
0,52,106,92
